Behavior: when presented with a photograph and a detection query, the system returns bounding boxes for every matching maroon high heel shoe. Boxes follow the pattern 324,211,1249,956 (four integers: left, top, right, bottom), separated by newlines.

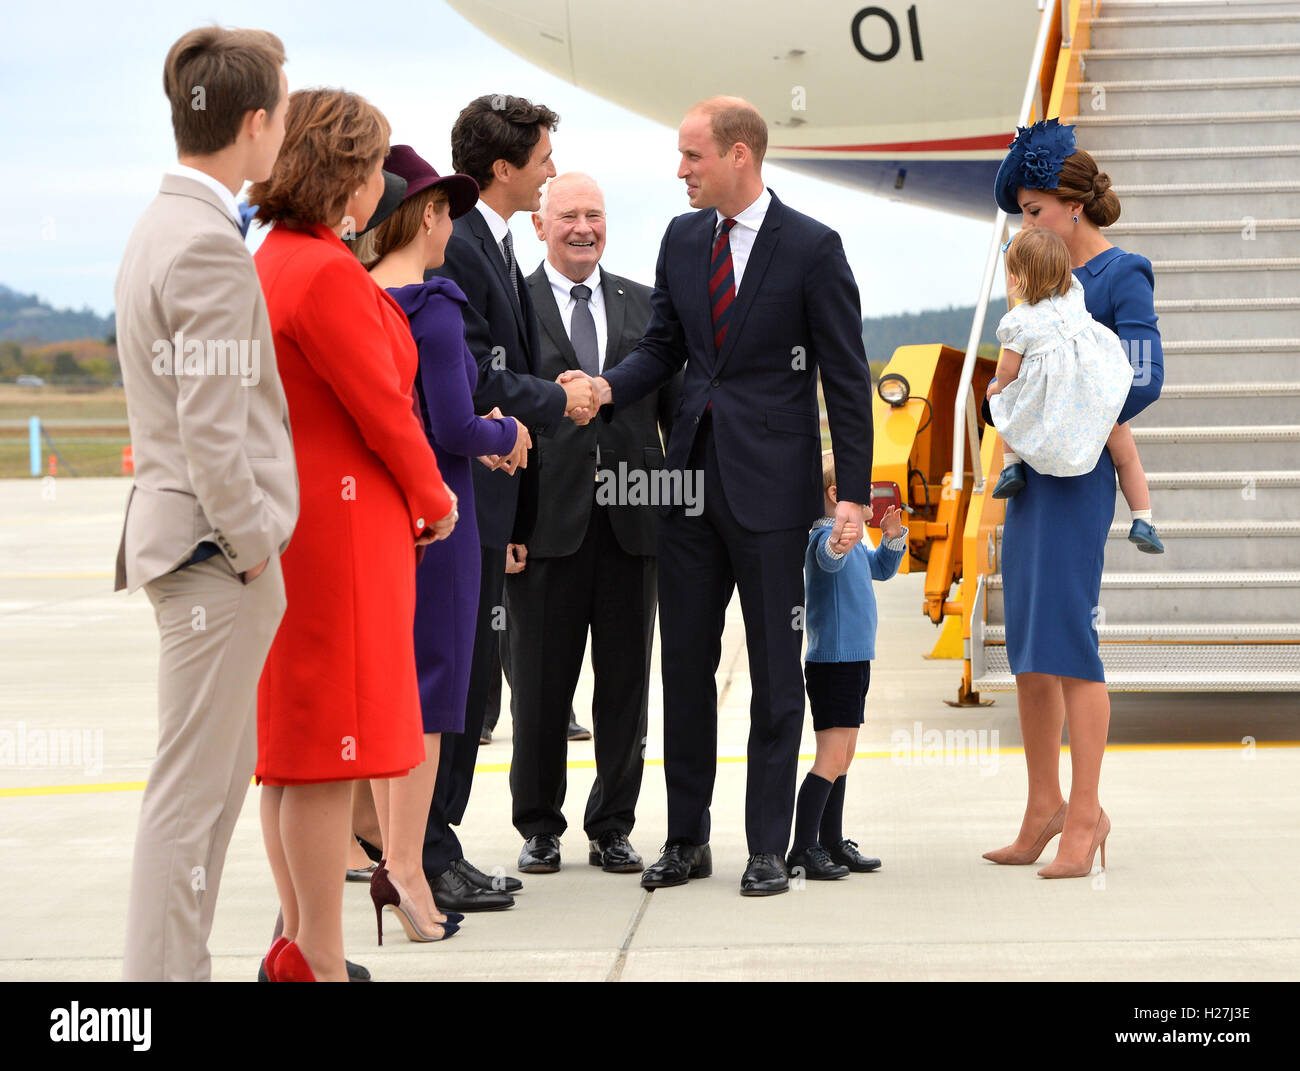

370,861,457,945
262,936,289,982
273,941,317,982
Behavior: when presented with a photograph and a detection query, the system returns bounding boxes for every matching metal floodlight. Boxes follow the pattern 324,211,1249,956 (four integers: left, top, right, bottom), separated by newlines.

877,373,911,407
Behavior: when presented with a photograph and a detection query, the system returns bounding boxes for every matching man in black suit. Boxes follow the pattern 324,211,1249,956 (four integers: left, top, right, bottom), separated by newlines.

508,172,680,876
584,97,873,896
422,95,598,911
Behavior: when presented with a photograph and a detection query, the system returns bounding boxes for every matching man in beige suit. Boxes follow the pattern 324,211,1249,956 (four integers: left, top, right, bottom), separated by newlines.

115,26,297,981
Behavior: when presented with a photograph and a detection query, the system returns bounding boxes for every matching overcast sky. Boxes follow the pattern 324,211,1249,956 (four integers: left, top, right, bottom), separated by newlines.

1,0,1004,350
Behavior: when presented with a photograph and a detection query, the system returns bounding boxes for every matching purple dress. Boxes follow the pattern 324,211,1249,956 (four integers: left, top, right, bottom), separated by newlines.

389,278,516,733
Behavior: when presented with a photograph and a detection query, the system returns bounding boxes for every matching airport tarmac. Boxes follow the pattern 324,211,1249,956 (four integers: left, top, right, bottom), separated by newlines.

1,477,1297,982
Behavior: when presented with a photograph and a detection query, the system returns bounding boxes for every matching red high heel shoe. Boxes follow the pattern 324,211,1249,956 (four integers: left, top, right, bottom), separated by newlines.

262,936,289,982
273,941,317,982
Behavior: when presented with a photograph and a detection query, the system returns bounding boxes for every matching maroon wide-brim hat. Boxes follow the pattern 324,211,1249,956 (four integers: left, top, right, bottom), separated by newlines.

383,144,480,220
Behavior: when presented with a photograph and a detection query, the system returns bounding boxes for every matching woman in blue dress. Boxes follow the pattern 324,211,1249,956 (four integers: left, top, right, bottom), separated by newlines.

363,147,527,937
982,120,1163,877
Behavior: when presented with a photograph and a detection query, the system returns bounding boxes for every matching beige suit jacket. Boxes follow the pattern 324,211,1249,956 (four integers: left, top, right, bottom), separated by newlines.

113,174,298,592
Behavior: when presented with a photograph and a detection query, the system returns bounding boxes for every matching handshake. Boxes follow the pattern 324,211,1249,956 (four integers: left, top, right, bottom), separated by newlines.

556,369,612,427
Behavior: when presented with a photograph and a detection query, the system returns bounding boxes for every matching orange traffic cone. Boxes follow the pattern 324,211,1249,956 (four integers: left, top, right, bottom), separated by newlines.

48,454,58,477
122,444,134,476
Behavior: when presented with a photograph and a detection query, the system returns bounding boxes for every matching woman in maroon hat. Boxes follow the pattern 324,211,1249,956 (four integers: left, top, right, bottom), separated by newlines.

359,146,529,942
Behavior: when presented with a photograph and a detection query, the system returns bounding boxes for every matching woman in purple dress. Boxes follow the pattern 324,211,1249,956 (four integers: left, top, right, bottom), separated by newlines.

361,146,529,940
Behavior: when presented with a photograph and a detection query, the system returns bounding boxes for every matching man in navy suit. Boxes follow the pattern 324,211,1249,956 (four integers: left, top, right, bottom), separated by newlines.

582,97,873,896
422,95,597,911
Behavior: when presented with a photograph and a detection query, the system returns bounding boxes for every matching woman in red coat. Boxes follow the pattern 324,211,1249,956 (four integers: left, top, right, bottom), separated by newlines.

249,88,455,982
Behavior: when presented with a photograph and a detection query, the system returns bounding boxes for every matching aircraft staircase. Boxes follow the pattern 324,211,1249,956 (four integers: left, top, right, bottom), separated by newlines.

971,0,1300,692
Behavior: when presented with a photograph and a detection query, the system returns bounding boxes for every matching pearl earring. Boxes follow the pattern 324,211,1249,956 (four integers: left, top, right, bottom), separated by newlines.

426,227,432,236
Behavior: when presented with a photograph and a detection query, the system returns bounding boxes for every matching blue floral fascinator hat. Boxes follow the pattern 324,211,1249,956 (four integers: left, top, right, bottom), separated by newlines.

994,118,1077,214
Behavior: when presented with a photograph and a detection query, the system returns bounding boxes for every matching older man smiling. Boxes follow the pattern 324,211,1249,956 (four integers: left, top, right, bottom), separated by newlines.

506,172,680,876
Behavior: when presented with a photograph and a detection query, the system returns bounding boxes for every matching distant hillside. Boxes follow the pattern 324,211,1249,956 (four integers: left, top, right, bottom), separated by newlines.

861,300,1004,365
0,284,114,343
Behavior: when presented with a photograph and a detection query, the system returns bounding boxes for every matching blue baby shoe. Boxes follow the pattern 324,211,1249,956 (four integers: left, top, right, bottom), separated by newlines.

1128,518,1165,554
992,462,1026,499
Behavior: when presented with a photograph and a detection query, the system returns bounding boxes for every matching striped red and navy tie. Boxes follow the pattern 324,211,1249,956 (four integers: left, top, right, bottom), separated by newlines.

709,217,737,351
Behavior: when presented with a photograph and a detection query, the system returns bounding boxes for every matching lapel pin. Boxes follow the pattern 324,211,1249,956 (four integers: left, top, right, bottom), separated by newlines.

617,289,624,295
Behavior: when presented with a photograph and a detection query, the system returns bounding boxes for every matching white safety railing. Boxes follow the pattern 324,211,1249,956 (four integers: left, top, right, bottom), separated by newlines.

950,0,1062,493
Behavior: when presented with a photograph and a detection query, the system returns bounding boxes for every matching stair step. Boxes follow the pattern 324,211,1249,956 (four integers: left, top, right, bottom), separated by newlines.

1083,42,1300,81
975,643,1300,692
1128,424,1300,467
1131,383,1300,426
1090,12,1300,49
1075,111,1300,150
1113,181,1300,222
983,621,1300,642
1150,257,1300,301
1150,296,1300,339
986,569,1300,623
1116,470,1300,520
1102,217,1300,258
971,670,1300,692
1090,143,1300,184
1102,519,1300,569
1157,339,1300,385
1101,0,1300,9
1073,76,1300,115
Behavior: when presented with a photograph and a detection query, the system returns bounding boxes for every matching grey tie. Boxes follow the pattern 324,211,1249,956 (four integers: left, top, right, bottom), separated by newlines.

569,284,600,375
500,230,522,308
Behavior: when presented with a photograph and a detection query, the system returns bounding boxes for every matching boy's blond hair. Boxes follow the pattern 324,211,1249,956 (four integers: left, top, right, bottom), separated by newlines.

821,449,836,493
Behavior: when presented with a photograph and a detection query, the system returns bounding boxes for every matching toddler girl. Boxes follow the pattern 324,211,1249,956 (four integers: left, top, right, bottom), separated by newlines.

987,227,1163,553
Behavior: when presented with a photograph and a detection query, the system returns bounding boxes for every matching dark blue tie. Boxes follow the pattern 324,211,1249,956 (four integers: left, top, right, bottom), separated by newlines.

237,202,257,239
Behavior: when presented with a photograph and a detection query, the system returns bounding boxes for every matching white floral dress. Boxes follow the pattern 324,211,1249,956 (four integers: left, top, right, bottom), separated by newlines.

989,276,1134,477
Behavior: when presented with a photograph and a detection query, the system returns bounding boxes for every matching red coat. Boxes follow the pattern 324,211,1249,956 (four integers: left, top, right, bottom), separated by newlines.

253,223,453,784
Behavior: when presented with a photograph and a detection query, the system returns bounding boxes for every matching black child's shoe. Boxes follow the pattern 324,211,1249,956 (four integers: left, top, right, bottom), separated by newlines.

825,838,882,873
786,844,850,880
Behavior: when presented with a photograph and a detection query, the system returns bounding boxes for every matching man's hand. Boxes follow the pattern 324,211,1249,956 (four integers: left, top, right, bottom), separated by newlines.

241,557,270,584
505,543,528,574
558,370,596,425
829,499,866,554
878,504,904,541
423,489,458,544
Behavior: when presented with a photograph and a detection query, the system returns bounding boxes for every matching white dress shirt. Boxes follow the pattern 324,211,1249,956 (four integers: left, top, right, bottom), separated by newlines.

543,259,607,372
715,187,772,293
166,163,242,227
476,199,511,246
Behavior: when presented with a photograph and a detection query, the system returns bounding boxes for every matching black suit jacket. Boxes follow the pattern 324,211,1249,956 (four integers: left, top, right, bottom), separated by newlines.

525,264,681,559
428,208,567,549
600,190,872,532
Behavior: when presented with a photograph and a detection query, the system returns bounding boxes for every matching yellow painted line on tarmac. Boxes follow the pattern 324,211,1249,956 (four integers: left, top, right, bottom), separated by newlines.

3,739,1297,798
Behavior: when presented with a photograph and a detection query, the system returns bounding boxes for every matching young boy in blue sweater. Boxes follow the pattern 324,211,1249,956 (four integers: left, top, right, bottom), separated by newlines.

788,450,908,880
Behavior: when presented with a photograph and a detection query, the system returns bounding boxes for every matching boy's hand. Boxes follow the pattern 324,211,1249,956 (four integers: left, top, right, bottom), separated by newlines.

879,504,904,540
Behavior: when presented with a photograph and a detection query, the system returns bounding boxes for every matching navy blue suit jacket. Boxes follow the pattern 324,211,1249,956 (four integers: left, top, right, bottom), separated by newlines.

600,190,872,533
429,208,567,548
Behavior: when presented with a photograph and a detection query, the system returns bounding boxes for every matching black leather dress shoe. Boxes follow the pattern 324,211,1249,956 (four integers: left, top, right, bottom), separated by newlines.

588,830,643,873
641,842,712,889
786,844,850,880
518,833,561,873
740,852,789,896
453,856,523,894
431,864,515,911
567,717,592,741
825,838,882,873
258,958,371,982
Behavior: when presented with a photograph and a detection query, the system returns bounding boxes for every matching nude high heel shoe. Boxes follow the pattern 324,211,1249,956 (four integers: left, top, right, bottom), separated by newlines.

1038,809,1109,879
982,802,1067,865
370,862,459,945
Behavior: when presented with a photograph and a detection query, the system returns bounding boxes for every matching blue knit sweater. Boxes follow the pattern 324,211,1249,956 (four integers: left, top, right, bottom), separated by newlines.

804,517,908,662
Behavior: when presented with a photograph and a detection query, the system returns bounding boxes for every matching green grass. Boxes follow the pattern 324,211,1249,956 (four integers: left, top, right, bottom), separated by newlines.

0,438,130,478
